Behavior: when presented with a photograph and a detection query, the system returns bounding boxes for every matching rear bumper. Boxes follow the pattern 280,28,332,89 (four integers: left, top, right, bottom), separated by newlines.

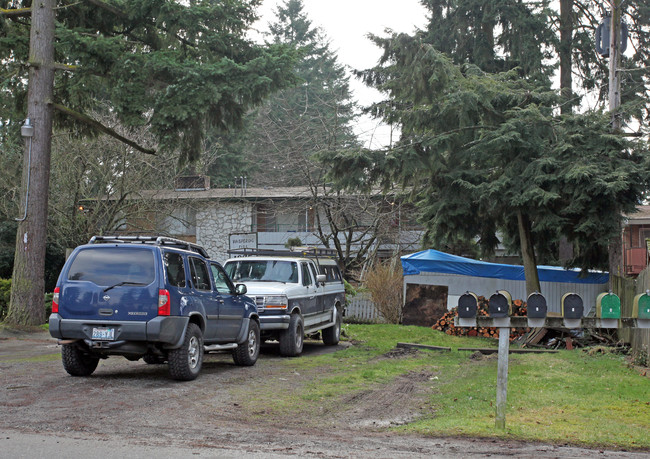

48,314,189,345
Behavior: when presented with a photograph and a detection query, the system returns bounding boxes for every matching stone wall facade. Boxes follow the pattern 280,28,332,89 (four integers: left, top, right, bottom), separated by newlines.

196,201,253,263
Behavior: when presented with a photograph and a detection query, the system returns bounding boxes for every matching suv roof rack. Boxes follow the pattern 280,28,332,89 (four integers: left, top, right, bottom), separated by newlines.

89,235,210,258
227,247,337,259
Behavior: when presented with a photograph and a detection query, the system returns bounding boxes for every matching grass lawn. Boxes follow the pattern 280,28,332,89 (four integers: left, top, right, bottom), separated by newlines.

257,323,650,450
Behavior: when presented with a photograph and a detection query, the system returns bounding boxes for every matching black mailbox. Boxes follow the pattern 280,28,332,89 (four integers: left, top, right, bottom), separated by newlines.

488,290,511,318
561,293,584,319
458,292,478,318
526,292,547,318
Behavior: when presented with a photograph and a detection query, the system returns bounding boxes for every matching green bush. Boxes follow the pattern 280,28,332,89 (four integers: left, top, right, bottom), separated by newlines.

0,278,11,320
0,279,54,322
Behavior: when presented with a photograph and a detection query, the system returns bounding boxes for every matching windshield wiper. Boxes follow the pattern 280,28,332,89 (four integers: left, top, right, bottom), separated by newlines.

104,281,147,292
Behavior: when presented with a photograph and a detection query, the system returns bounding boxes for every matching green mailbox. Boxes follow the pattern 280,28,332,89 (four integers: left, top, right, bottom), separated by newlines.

632,291,650,319
596,292,621,319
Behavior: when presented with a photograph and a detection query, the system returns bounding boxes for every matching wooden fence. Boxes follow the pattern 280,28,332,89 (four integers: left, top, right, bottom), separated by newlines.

344,293,384,323
613,273,649,364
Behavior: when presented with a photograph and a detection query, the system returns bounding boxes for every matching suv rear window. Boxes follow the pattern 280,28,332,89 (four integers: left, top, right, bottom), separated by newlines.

67,248,155,286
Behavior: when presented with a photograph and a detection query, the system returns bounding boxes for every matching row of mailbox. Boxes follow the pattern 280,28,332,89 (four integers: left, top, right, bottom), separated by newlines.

457,290,650,320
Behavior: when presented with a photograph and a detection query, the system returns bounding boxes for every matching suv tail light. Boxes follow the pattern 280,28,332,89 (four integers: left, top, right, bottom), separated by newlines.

52,287,60,313
158,289,170,316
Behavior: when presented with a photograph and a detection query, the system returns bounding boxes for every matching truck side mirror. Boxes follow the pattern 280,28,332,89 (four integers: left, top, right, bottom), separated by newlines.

316,274,326,285
235,284,247,295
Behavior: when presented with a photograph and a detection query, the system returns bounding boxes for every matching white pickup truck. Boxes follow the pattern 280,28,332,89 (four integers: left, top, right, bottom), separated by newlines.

224,248,346,356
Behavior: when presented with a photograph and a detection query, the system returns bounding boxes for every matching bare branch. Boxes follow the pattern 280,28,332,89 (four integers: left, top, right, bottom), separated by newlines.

0,7,31,17
51,103,156,155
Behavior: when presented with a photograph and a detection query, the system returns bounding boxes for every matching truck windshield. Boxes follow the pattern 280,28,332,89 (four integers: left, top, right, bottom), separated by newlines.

67,248,155,287
225,260,298,283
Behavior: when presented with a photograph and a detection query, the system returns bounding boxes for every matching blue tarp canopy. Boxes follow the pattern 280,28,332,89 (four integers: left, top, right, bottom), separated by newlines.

401,249,608,285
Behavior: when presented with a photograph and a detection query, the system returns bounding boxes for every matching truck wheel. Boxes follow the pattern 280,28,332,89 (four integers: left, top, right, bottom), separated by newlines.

168,323,203,381
279,313,304,357
322,308,342,346
233,320,260,366
62,343,99,377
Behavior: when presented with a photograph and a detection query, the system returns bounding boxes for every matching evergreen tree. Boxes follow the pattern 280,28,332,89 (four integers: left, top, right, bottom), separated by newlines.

324,28,649,293
237,0,359,187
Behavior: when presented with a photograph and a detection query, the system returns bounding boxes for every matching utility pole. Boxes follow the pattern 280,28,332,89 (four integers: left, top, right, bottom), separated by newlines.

609,0,622,131
607,0,623,289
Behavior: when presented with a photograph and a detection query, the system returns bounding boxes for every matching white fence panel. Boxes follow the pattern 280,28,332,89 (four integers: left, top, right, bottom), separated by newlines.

345,293,384,323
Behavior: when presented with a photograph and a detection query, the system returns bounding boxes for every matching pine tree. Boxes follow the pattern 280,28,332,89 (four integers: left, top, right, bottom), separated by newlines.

323,13,649,294
241,0,358,187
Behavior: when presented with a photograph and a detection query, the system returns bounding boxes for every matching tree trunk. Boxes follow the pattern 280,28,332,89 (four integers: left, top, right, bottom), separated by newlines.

559,0,573,114
517,210,541,295
6,0,55,326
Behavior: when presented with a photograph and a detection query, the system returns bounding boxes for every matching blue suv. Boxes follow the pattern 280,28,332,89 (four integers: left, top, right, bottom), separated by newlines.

49,236,260,380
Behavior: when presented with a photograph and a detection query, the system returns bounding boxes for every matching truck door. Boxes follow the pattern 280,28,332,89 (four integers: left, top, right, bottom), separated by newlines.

308,262,326,312
300,262,318,318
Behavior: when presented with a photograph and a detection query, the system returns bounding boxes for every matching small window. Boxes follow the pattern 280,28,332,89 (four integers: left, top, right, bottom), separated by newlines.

211,263,233,294
301,263,313,287
189,257,211,291
164,252,186,288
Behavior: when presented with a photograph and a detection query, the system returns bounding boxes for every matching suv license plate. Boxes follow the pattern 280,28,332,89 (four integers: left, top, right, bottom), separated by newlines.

92,327,115,340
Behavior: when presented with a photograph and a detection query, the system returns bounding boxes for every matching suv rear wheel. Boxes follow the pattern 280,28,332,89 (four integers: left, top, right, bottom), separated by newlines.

62,343,100,377
168,323,203,381
233,320,260,366
279,313,304,357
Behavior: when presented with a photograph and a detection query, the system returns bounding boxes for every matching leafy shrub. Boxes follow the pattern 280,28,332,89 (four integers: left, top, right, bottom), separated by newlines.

363,259,403,324
0,278,10,320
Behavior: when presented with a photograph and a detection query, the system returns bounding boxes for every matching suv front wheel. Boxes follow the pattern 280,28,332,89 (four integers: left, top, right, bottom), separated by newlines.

279,313,304,357
233,320,260,366
168,323,204,381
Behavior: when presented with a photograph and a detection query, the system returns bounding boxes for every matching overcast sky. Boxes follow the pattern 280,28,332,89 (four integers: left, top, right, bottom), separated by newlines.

254,0,430,148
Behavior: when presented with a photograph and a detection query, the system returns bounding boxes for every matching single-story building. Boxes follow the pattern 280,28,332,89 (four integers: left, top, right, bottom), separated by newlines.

400,249,609,325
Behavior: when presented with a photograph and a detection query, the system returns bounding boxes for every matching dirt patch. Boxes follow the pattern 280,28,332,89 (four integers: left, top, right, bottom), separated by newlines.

1,330,648,458
335,369,438,429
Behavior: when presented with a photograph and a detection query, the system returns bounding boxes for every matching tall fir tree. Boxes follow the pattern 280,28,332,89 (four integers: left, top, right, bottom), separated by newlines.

323,2,649,293
239,0,358,187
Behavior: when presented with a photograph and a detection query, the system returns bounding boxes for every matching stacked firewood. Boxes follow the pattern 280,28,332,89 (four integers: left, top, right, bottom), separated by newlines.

433,296,530,342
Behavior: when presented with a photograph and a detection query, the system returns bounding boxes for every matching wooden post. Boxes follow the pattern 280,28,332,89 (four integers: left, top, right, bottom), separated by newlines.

495,327,509,429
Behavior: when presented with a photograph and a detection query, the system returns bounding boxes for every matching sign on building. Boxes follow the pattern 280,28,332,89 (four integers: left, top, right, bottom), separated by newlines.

229,232,257,251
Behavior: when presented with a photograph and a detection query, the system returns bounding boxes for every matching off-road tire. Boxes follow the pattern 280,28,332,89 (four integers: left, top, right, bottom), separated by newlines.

279,313,304,357
322,308,342,346
61,343,99,377
168,323,203,381
233,320,260,366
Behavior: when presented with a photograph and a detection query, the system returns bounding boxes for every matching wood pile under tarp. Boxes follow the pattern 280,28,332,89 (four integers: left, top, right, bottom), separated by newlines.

432,296,530,342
